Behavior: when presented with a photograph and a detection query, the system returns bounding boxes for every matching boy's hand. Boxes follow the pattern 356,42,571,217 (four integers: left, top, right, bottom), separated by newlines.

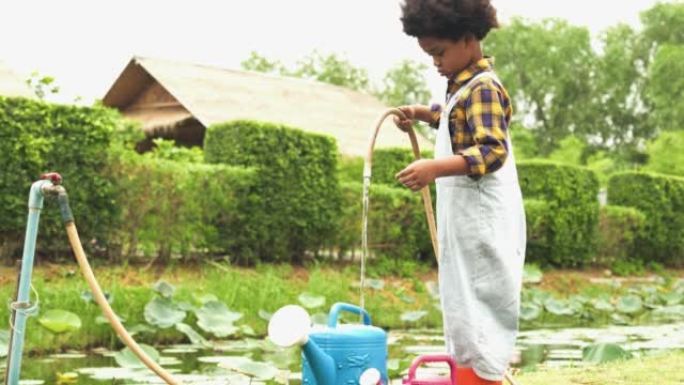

393,105,415,132
396,159,437,191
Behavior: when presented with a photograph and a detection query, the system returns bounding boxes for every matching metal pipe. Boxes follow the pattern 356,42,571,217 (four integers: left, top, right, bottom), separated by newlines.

4,179,52,385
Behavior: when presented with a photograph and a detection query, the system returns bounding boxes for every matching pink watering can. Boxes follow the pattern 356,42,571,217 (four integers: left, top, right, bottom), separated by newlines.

402,354,458,385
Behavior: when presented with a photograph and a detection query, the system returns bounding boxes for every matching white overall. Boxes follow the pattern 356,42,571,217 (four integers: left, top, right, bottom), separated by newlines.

435,71,526,381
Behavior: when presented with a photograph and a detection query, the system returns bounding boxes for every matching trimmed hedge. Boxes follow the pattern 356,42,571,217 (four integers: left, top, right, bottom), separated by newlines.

596,205,647,266
523,199,550,260
107,152,255,263
338,148,434,185
335,182,433,262
518,160,599,267
608,172,684,266
0,97,120,260
204,120,341,262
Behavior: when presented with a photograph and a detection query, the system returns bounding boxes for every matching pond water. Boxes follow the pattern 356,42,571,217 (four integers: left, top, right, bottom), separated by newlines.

3,322,683,385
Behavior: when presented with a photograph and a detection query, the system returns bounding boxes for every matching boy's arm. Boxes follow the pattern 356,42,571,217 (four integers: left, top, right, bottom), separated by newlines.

457,83,509,177
394,104,440,131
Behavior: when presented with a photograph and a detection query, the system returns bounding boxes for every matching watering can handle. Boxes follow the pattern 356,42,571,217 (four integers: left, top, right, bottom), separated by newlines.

406,354,457,384
328,302,371,327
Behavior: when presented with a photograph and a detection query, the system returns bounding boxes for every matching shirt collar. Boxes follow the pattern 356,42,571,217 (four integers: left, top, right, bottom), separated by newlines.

447,57,495,95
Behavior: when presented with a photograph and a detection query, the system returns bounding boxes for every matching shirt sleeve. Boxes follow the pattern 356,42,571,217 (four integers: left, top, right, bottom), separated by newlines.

429,103,442,129
457,82,509,177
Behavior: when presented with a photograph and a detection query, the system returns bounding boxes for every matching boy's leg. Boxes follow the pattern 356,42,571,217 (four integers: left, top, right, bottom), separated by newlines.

456,367,502,385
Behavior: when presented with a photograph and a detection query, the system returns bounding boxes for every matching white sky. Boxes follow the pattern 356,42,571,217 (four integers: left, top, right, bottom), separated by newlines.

0,0,663,105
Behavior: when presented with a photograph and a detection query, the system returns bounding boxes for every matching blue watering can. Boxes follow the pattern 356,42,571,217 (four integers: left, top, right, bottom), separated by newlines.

268,302,387,385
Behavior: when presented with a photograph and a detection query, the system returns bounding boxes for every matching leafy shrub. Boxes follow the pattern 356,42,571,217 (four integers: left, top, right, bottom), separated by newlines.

596,205,646,267
334,182,433,263
108,151,255,263
608,172,684,266
523,199,550,261
204,120,341,262
0,96,121,260
518,160,600,267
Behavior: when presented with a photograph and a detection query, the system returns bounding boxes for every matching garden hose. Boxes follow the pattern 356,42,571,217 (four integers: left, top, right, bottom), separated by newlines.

363,108,439,262
44,175,182,385
362,111,521,385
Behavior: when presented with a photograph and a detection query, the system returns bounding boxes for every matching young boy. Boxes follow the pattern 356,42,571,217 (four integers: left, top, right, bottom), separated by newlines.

395,1,526,384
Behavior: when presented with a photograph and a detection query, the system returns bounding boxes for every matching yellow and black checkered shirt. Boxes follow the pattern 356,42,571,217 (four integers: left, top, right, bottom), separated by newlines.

430,57,512,179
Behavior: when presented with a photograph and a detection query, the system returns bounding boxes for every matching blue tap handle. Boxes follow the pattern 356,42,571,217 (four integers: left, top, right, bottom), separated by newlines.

328,302,372,328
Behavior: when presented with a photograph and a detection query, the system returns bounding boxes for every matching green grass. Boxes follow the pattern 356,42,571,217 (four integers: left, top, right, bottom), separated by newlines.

516,350,684,385
0,261,442,353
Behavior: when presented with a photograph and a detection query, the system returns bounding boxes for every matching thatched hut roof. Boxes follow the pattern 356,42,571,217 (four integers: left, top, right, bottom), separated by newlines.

103,56,432,156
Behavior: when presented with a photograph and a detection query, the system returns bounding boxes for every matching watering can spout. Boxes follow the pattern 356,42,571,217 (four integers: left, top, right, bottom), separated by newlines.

302,339,336,385
268,305,337,385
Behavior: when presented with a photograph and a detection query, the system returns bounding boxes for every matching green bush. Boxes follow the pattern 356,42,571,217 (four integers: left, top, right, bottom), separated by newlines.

596,205,647,267
370,147,434,187
107,151,255,263
335,182,433,263
204,120,341,263
518,160,600,267
523,199,550,261
608,172,684,266
0,97,121,260
338,155,364,183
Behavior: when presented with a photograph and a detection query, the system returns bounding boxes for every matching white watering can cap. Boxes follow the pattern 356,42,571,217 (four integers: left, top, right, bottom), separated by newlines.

359,368,381,385
268,305,311,347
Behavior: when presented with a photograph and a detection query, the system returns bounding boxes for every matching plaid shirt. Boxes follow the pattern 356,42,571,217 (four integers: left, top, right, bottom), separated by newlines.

430,57,512,179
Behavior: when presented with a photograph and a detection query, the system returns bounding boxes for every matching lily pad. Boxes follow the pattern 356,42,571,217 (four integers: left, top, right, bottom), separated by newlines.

582,343,632,364
113,344,160,368
520,302,542,321
38,309,82,333
144,297,186,328
616,295,643,314
127,324,155,336
258,309,273,321
153,280,175,298
591,298,614,312
298,292,326,309
80,291,112,304
311,312,328,325
400,310,427,322
367,279,385,290
660,292,683,306
544,298,575,316
193,293,219,305
523,264,543,284
195,300,242,338
226,359,279,380
175,322,211,347
650,305,684,322
95,314,125,325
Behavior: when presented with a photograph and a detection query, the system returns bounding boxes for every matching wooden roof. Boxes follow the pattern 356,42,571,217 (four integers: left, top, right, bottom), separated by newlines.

0,62,34,99
102,56,433,156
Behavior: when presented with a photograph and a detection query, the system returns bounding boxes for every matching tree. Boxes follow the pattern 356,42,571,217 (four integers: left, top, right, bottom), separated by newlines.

240,51,284,74
26,71,59,100
485,18,597,154
641,1,684,50
592,24,654,152
376,60,430,107
288,50,370,92
645,44,684,131
644,131,684,176
240,50,371,93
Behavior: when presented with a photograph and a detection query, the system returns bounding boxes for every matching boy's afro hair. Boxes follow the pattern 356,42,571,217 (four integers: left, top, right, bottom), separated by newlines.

400,0,499,41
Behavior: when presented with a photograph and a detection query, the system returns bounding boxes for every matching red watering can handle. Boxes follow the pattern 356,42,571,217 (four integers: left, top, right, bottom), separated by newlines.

40,172,62,185
406,354,458,384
